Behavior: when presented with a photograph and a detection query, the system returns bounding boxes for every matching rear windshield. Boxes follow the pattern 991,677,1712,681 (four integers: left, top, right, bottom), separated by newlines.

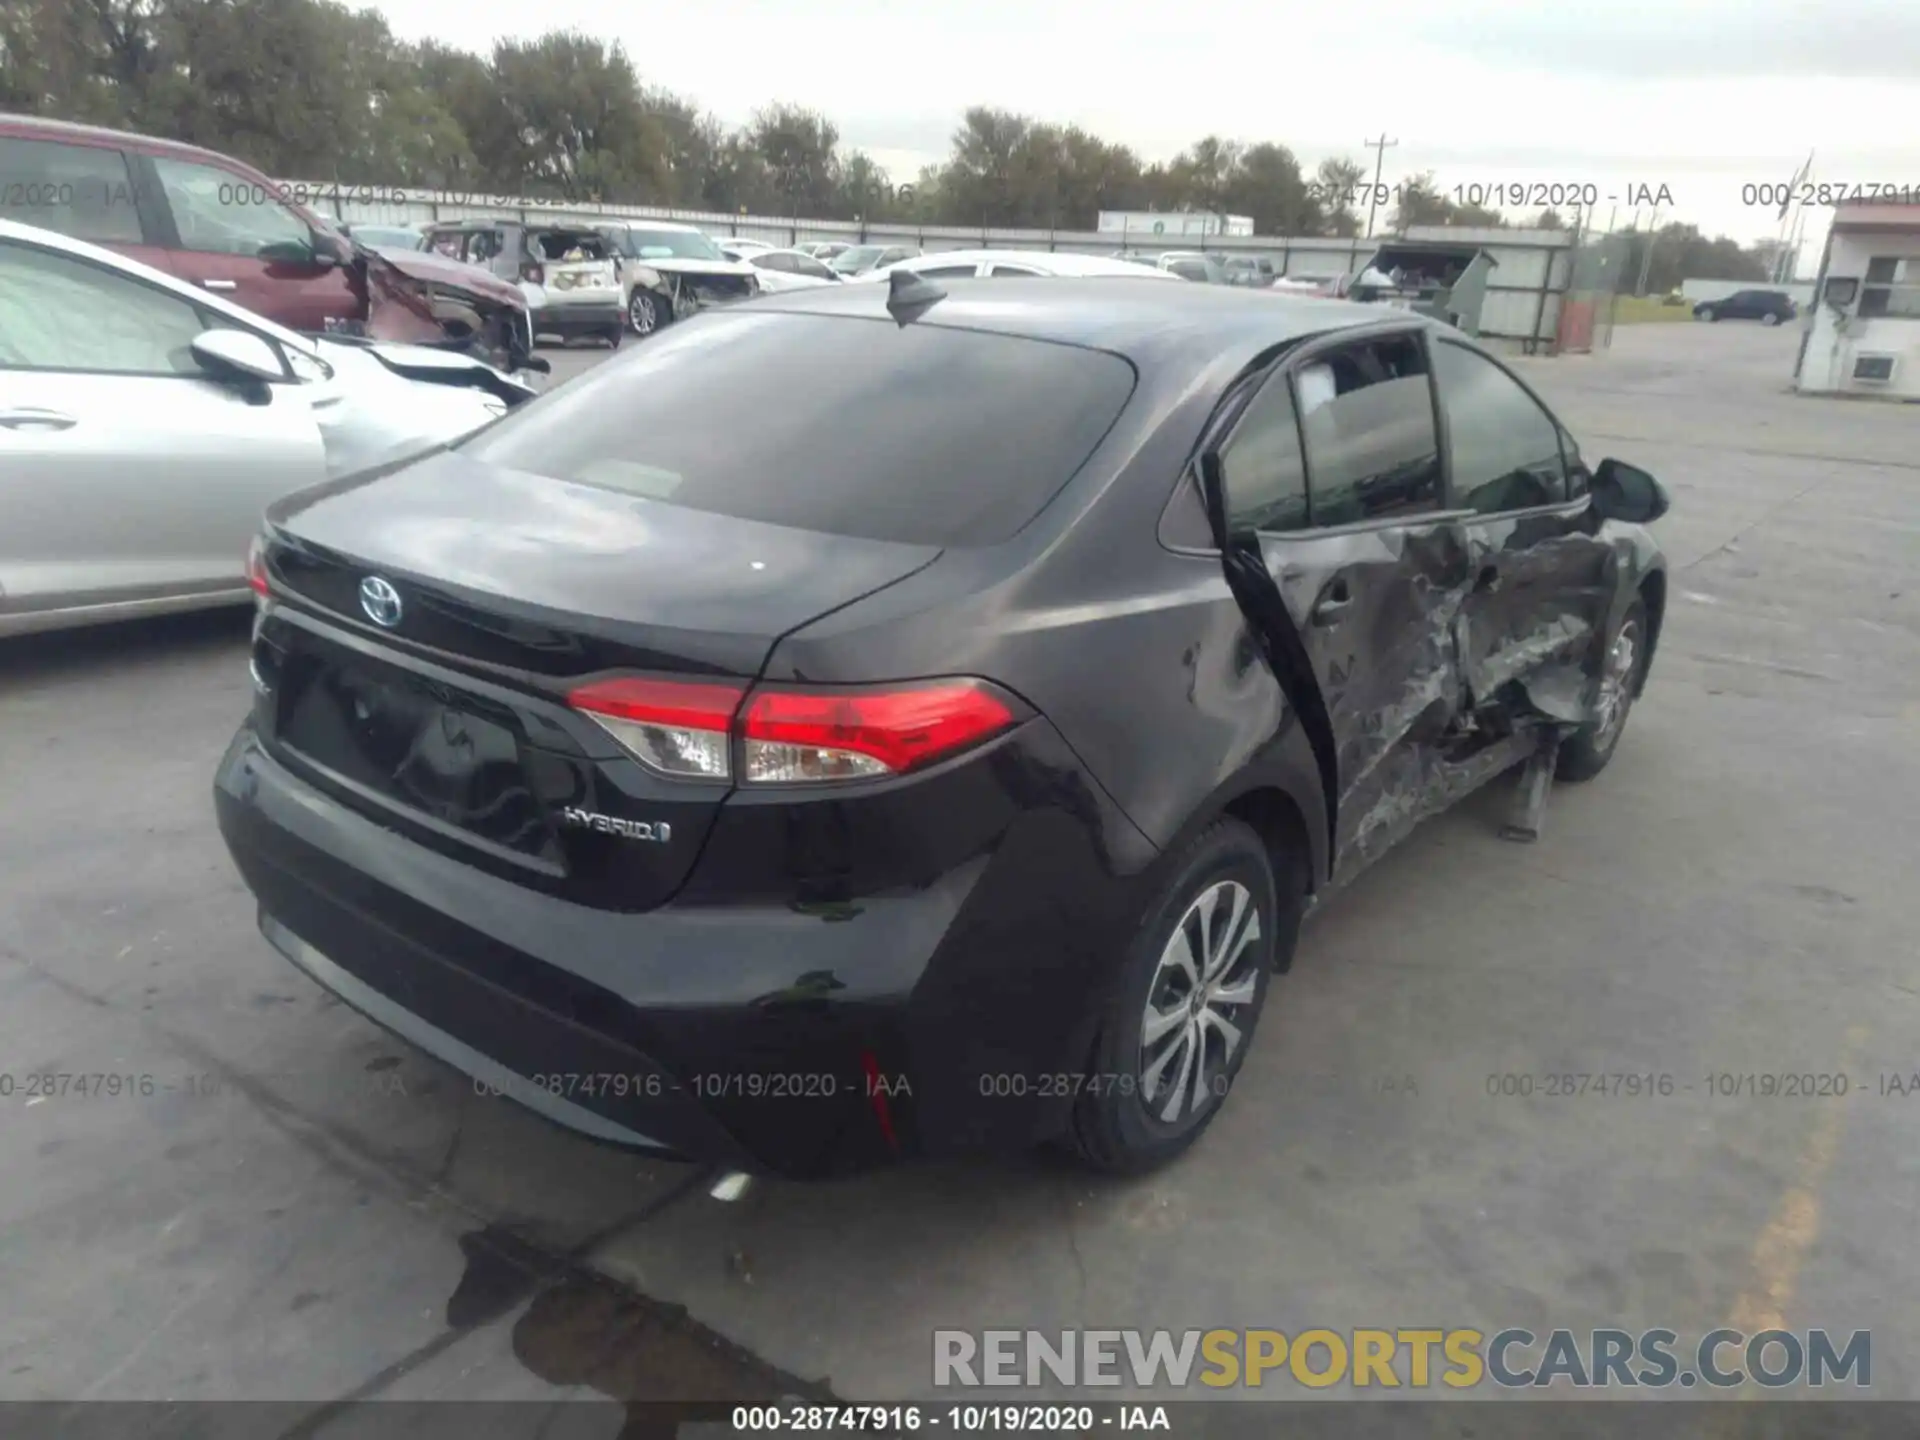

460,312,1136,546
535,231,609,261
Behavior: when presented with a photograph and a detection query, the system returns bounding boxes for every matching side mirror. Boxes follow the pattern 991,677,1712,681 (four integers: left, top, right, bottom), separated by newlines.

1591,458,1670,525
191,329,285,385
255,237,313,266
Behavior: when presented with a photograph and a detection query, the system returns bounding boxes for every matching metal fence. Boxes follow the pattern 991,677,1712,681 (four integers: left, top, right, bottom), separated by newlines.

291,180,1380,280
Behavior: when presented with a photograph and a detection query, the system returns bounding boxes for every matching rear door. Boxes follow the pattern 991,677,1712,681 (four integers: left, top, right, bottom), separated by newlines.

1210,325,1469,879
142,153,357,330
1429,336,1612,712
0,234,325,618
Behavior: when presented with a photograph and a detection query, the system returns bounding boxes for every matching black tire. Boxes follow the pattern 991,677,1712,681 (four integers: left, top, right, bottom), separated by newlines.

1064,818,1296,1174
628,288,669,336
1760,311,1781,327
605,325,624,349
1557,599,1648,783
1703,307,1720,322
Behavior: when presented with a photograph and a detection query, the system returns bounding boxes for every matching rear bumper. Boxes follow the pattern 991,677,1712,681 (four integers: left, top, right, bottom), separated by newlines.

213,722,1155,1176
529,303,622,338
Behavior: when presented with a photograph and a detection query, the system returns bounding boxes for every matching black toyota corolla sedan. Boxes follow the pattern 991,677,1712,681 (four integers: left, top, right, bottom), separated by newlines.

215,277,1670,1178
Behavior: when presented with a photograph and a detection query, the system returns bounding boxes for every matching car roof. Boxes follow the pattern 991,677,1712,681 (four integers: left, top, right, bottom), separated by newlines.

0,110,269,174
888,249,1179,278
737,275,1412,370
599,218,703,233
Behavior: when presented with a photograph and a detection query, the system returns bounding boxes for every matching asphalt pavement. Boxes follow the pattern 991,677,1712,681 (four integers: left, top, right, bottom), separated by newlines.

2,320,1916,1420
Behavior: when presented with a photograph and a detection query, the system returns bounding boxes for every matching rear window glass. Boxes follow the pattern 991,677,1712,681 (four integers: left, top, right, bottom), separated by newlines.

0,137,144,243
535,231,608,261
461,312,1136,546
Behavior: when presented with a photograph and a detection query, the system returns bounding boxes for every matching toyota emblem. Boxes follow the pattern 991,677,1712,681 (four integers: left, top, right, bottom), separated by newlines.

359,575,403,628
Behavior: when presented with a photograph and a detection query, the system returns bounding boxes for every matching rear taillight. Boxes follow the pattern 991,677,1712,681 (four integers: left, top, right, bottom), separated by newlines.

246,536,269,597
741,682,1016,782
566,677,1022,785
568,677,743,781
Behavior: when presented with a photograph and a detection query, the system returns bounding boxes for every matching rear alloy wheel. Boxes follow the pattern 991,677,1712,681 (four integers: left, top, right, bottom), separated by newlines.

1066,818,1293,1174
1557,599,1647,783
1761,311,1781,326
628,289,668,336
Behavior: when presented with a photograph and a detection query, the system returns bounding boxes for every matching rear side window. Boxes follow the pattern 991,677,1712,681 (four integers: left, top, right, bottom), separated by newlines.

1219,372,1309,532
462,312,1137,546
1293,334,1441,526
0,138,144,243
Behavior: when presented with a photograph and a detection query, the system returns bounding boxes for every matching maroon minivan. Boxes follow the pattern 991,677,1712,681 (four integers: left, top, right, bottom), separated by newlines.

0,113,536,370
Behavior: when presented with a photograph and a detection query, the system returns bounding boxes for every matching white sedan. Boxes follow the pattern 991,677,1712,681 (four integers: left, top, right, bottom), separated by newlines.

857,249,1184,282
739,248,844,292
0,219,535,637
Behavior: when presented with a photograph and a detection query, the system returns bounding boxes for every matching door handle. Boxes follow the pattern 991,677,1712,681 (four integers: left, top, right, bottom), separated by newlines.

0,408,77,431
1310,579,1352,625
200,279,238,292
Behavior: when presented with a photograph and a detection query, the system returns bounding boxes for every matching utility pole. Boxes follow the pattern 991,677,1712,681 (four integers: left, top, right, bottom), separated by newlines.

1363,133,1398,240
1634,209,1661,296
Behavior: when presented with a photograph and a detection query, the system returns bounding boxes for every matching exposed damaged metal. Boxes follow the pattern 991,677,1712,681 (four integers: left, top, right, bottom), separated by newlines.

333,244,540,378
1198,320,1669,897
664,272,757,314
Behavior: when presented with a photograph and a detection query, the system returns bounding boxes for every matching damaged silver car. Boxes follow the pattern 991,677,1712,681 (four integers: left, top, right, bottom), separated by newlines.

0,219,537,637
595,220,761,335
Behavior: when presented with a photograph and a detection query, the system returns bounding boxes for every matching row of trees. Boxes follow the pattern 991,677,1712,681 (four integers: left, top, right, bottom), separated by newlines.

0,0,1770,275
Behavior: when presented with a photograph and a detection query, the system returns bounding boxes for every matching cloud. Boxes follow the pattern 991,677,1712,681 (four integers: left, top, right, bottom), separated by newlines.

1396,0,1920,79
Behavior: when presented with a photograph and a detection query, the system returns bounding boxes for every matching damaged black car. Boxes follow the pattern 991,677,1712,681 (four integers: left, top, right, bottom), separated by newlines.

215,278,1668,1180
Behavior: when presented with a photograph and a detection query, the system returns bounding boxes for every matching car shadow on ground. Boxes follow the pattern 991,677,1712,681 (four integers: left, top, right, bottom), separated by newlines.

0,607,254,691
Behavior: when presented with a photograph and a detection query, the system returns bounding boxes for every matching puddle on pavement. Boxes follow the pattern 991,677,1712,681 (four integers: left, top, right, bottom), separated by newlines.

452,1223,827,1425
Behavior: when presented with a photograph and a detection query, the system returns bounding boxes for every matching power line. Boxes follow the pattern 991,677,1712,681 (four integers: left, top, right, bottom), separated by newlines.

1363,133,1398,239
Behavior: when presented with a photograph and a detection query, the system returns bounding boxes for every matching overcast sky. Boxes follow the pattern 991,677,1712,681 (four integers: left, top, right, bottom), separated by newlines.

371,0,1919,261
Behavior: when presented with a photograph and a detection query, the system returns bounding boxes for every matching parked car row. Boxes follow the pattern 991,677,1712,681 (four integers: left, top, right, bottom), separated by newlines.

0,114,544,379
0,218,536,636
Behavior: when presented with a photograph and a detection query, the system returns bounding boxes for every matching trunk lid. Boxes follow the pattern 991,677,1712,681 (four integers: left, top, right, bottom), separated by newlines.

253,450,941,911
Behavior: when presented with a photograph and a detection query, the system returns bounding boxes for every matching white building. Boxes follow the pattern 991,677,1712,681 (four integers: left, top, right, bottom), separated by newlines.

1096,210,1254,241
1795,199,1920,400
